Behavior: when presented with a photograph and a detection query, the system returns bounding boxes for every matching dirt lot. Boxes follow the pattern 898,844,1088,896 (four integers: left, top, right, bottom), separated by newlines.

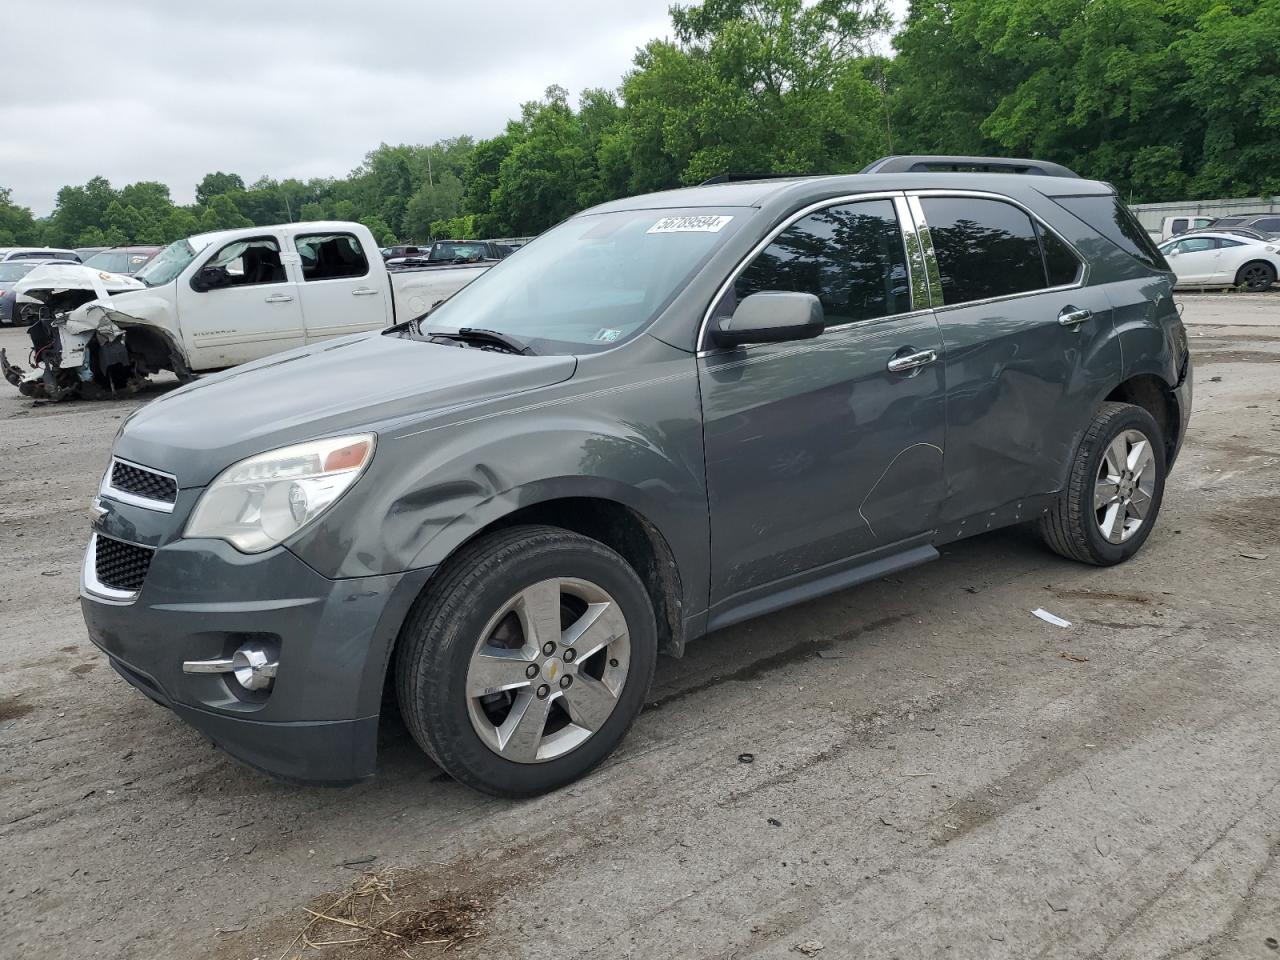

2,294,1278,960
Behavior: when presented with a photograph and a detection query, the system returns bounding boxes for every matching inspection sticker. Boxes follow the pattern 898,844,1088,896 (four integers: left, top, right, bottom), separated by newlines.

647,215,734,234
592,328,623,342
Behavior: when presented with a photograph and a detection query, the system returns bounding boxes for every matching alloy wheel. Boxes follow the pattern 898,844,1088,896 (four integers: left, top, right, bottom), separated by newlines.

1242,264,1274,291
1094,429,1156,544
465,577,631,763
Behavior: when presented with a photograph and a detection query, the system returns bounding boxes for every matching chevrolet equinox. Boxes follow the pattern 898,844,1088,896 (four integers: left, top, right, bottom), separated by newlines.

81,156,1193,796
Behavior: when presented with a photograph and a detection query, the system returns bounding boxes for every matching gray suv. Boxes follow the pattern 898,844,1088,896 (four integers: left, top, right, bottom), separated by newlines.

81,156,1192,796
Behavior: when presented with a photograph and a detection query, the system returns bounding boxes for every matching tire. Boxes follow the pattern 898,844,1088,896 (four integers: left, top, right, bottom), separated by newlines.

1236,261,1276,292
394,524,657,797
1039,402,1167,566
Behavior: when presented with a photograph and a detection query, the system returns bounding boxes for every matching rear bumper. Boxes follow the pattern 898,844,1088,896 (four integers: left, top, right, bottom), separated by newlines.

82,535,434,784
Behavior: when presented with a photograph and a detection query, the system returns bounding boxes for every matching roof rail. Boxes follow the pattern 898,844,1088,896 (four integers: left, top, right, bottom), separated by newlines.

860,155,1081,179
699,172,809,185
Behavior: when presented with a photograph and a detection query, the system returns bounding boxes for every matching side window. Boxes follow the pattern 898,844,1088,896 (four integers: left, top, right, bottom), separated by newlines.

1177,237,1216,253
732,199,910,325
920,197,1046,305
1170,218,1189,235
1219,239,1244,248
296,232,370,281
1038,223,1083,287
1253,218,1280,232
201,237,286,288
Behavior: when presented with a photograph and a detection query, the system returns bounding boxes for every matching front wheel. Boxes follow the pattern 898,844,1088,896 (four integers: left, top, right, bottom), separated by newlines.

395,525,657,797
1236,261,1276,292
1039,402,1167,565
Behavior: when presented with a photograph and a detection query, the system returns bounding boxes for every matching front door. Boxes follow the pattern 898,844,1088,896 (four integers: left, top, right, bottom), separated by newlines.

175,232,305,369
1166,235,1221,283
911,192,1118,526
292,230,389,341
699,197,946,615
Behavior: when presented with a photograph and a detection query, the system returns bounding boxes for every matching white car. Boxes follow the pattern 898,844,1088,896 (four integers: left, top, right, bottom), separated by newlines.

1,221,496,400
1158,231,1280,291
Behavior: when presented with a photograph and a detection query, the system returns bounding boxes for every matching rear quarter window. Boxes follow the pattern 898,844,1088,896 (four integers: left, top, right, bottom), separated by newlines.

1055,195,1169,271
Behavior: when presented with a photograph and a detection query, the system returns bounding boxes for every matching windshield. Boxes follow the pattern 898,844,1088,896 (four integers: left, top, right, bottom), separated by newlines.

421,208,746,353
134,239,196,286
0,261,38,282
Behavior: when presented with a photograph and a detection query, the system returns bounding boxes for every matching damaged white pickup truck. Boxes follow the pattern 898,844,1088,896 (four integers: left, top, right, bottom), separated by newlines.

1,221,494,400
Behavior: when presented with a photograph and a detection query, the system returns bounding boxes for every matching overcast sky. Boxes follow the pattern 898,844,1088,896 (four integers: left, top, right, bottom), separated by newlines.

11,0,905,216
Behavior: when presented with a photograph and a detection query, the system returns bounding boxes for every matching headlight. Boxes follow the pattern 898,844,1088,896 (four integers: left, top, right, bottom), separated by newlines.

185,434,375,553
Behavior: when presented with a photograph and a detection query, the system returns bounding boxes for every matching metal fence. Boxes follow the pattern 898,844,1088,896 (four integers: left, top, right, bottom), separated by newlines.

1127,197,1280,231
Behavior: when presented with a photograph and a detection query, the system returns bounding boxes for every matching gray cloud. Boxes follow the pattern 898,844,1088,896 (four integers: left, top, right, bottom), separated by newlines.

10,0,905,215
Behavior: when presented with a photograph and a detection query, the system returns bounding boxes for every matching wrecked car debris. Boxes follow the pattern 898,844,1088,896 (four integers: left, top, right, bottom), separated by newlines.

0,264,175,401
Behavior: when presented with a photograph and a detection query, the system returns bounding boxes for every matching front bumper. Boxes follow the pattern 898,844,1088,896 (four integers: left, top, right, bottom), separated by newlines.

1171,351,1193,470
82,533,434,784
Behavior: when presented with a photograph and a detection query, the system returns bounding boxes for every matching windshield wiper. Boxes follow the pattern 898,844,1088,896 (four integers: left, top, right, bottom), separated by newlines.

422,326,536,356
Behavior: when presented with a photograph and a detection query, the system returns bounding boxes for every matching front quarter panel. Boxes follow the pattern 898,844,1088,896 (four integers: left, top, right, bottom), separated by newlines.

286,342,710,617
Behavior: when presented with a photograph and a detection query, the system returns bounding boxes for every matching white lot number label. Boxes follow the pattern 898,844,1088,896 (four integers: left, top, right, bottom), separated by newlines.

647,215,734,234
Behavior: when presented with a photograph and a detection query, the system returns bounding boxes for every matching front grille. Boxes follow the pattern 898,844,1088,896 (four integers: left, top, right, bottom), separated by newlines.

95,536,153,593
110,460,177,505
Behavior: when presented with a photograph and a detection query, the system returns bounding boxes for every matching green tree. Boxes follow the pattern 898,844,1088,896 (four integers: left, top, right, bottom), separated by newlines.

359,215,396,245
198,194,253,232
46,176,118,247
195,171,247,206
0,188,41,246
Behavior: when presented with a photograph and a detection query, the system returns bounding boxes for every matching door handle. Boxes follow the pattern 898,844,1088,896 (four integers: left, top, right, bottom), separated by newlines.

1058,306,1092,327
352,287,379,297
264,294,293,303
886,349,938,373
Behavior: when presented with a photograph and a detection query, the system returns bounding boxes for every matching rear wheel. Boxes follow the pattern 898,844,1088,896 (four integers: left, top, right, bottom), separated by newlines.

395,525,656,797
1039,402,1166,566
1236,261,1276,292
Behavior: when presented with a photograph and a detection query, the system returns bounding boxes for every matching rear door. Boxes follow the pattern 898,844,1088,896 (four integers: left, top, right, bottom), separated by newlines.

292,230,390,341
174,232,305,369
912,191,1116,527
698,195,946,616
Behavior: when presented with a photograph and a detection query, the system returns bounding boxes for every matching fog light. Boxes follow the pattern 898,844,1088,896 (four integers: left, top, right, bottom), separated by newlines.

183,640,279,691
231,644,277,690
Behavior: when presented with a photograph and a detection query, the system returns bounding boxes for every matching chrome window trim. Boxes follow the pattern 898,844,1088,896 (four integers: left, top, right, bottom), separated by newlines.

906,188,1089,313
81,533,141,604
695,190,917,353
101,457,177,514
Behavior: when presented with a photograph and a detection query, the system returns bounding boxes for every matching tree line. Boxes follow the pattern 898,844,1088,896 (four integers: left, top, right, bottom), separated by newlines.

2,0,1275,250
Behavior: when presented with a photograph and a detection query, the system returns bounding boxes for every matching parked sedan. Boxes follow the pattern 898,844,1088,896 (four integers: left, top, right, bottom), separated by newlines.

1157,232,1280,291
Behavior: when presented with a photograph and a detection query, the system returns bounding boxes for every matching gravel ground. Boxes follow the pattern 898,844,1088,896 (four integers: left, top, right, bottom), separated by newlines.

1,292,1278,960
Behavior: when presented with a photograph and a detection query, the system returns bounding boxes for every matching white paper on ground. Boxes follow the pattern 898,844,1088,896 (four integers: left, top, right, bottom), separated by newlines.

1032,608,1072,628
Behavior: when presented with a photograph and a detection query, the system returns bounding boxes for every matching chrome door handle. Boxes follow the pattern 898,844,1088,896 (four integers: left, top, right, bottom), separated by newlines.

352,287,379,297
1058,306,1092,327
264,294,293,303
886,349,938,373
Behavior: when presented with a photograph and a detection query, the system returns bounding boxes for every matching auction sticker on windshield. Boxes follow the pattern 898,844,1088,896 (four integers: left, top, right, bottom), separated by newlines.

647,215,734,234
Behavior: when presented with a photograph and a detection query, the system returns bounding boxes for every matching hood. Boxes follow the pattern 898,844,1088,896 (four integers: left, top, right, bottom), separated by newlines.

115,331,578,487
14,263,144,299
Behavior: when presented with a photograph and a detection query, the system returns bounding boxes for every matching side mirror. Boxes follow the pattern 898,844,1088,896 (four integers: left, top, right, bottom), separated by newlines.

190,264,229,292
712,291,824,348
